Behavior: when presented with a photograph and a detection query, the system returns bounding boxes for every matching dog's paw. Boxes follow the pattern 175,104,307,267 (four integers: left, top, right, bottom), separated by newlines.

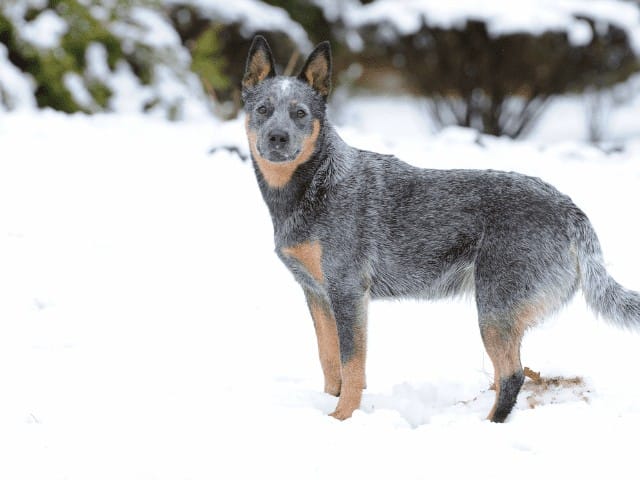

329,407,355,421
328,399,360,421
329,386,363,420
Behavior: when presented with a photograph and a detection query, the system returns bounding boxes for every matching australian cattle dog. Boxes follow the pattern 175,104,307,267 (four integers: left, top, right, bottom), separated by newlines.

242,36,640,422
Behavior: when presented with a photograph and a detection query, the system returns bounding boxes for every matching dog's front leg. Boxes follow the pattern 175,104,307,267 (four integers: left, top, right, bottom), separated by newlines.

328,289,368,420
304,290,342,396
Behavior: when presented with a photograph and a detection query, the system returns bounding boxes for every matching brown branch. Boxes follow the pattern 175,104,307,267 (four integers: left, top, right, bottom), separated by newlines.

283,50,300,76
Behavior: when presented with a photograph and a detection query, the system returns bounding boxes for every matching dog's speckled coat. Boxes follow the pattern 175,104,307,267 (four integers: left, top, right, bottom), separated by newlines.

242,36,640,422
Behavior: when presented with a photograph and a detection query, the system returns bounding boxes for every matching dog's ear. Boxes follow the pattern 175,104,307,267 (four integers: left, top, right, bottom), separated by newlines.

242,35,277,91
298,41,332,99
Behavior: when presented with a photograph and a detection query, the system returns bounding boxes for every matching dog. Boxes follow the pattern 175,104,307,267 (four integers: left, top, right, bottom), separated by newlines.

241,35,640,422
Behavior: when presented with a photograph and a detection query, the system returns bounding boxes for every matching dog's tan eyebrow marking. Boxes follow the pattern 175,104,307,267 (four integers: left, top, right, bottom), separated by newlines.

246,117,321,189
282,240,324,283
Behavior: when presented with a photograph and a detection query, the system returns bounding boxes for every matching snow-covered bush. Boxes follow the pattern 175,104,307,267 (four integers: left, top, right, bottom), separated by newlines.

0,0,209,119
2,0,640,132
0,0,312,118
316,0,640,138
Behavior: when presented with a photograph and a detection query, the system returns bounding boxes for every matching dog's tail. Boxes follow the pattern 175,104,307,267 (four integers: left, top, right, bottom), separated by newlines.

574,210,640,329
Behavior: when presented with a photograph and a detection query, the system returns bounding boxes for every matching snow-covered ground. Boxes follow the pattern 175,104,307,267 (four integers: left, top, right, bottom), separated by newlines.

2,97,640,479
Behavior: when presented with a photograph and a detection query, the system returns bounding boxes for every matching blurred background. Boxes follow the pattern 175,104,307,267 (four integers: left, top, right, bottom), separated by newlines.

2,0,640,142
4,6,640,475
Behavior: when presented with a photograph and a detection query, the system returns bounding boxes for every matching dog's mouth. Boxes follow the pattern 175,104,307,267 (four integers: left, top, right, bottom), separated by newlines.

262,148,300,163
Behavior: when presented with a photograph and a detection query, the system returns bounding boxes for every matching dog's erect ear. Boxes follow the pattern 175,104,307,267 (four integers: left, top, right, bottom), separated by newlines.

298,41,332,99
242,35,277,91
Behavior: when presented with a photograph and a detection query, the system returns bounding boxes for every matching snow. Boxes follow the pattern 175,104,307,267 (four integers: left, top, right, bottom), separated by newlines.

166,0,312,52
319,0,640,51
18,9,68,49
2,92,640,479
109,6,185,56
0,0,46,26
83,41,162,117
0,44,35,111
63,72,95,110
105,5,211,119
85,42,111,82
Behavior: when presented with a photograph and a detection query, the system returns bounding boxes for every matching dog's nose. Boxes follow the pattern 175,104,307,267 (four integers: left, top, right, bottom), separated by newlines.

268,129,289,149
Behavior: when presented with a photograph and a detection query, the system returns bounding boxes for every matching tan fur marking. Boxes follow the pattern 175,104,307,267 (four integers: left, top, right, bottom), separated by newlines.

308,298,341,396
483,303,543,420
487,360,501,420
245,118,321,188
515,303,542,337
242,50,272,89
483,325,517,420
282,240,324,283
330,323,366,421
484,325,522,377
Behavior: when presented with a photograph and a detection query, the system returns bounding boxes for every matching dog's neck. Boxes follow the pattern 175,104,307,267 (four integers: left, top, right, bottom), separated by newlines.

251,123,354,240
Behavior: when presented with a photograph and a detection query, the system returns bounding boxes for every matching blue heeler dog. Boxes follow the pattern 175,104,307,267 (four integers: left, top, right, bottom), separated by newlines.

242,36,640,422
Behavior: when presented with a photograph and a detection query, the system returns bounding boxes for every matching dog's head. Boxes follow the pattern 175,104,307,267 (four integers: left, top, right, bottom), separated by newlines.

242,36,331,170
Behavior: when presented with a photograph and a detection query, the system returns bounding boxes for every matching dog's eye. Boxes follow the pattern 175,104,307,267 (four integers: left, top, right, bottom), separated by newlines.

257,105,267,115
296,109,306,118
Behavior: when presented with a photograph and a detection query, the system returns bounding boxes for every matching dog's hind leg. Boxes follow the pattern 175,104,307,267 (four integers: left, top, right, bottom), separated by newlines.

473,232,576,422
479,317,526,423
305,290,342,396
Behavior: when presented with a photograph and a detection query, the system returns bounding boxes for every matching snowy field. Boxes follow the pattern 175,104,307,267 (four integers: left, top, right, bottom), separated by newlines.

2,98,640,479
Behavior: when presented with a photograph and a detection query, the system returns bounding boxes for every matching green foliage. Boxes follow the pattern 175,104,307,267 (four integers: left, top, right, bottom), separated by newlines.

33,50,82,112
0,0,203,117
0,0,121,112
54,0,123,72
87,80,111,108
165,4,239,116
190,25,229,93
0,13,12,45
0,9,77,111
